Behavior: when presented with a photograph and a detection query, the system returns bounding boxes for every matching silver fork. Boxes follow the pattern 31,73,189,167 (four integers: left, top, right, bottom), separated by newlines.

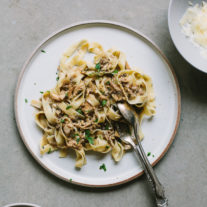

117,102,168,207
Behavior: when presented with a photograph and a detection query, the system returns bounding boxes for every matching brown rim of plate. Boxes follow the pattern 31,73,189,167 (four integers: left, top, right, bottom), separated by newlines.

14,20,181,188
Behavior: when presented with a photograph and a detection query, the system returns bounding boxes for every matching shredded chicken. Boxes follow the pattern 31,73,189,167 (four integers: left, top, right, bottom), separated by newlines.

103,129,116,141
63,124,71,136
99,56,112,72
72,82,84,98
81,102,94,114
106,79,124,101
66,138,79,149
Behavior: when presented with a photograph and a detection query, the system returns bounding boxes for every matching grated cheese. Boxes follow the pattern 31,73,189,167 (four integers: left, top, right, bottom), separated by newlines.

180,1,207,59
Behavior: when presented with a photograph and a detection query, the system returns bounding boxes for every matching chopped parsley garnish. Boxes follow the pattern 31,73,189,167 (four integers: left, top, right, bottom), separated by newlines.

40,91,43,94
86,136,94,144
72,133,79,138
101,100,107,106
66,105,72,110
56,76,59,81
95,62,101,72
76,138,80,144
60,119,65,123
65,92,68,98
152,154,155,158
112,69,118,74
25,98,28,103
85,129,94,144
99,163,107,172
85,129,90,136
106,146,110,149
69,178,72,182
106,81,110,85
94,118,98,123
76,109,83,115
41,49,46,53
105,123,109,130
147,152,151,156
47,148,52,154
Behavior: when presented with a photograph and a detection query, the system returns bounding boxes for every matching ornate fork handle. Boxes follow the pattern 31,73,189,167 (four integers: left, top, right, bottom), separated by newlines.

132,121,168,207
132,143,168,207
116,102,168,206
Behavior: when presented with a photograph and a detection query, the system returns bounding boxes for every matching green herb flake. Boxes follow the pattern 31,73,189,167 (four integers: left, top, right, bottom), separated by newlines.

95,62,101,72
112,69,118,74
41,49,46,53
85,129,94,144
47,148,52,154
77,109,83,115
101,100,107,106
56,76,59,81
69,178,72,182
106,81,110,85
147,152,151,156
65,92,68,98
40,91,44,94
25,98,28,103
105,123,109,130
99,163,107,172
94,118,98,123
86,136,94,144
60,119,65,123
106,146,110,149
72,133,79,138
152,154,155,158
85,129,90,136
76,138,80,144
66,105,72,110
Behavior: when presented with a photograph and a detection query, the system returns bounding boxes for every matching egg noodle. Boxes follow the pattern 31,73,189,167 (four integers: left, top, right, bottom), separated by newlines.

31,40,155,168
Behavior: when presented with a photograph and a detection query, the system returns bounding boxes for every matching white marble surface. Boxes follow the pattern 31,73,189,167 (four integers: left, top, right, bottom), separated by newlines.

1,0,207,207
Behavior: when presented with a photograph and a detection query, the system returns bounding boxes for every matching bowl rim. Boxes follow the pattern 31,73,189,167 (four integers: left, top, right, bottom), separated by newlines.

168,0,207,74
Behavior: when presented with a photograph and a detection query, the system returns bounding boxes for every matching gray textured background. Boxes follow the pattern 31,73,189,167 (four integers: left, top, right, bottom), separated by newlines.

1,0,207,207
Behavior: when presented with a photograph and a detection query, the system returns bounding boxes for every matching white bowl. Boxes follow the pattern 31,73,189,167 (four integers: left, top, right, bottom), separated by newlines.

3,203,40,207
168,0,207,73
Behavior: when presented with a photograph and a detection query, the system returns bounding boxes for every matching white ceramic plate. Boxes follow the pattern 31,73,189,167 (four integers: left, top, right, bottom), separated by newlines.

15,21,180,187
168,0,207,73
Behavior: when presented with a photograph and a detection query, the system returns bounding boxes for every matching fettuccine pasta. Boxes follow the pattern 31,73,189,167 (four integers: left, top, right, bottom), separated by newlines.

31,40,155,168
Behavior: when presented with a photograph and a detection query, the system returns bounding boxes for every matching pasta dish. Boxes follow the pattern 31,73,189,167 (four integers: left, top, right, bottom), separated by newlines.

31,40,155,168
